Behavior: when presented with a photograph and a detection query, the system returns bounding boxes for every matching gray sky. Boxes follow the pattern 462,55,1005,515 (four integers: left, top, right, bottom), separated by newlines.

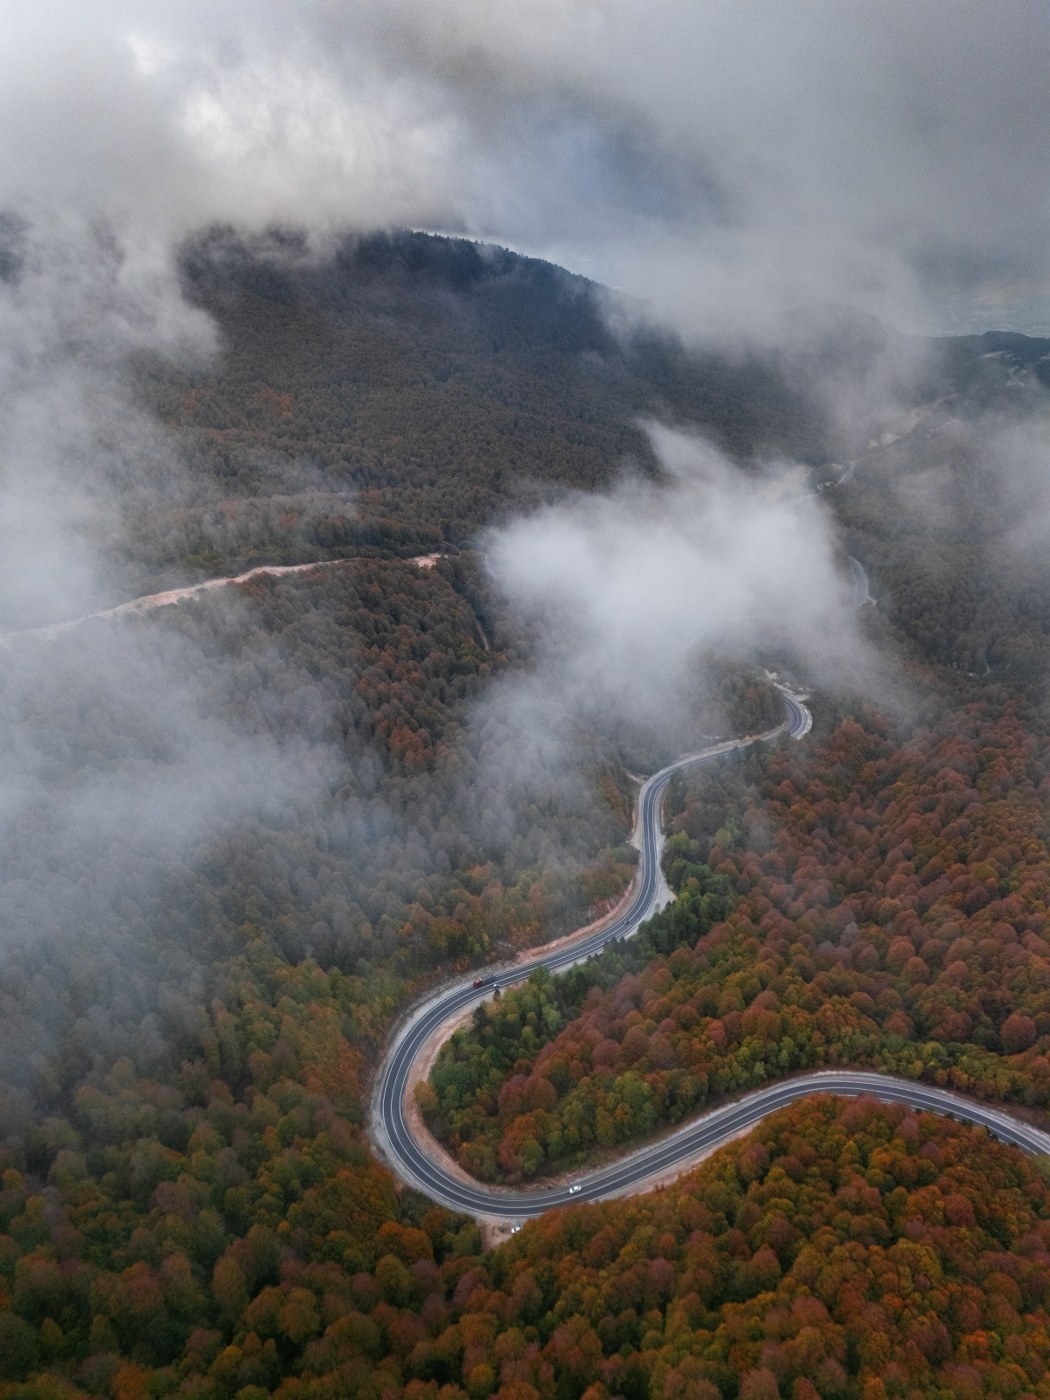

3,0,1050,336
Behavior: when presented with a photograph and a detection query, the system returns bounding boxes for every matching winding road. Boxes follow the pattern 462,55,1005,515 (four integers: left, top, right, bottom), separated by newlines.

6,549,1042,1217
0,555,444,646
370,680,1050,1222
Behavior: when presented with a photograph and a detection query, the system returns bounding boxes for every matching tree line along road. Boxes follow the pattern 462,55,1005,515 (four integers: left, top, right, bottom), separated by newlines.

368,664,1050,1223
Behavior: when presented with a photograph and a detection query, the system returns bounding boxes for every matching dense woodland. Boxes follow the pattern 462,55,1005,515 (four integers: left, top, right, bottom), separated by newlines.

833,404,1050,680
426,691,1050,1180
0,553,648,1134
1,228,1050,1396
104,228,821,610
5,1091,1050,1399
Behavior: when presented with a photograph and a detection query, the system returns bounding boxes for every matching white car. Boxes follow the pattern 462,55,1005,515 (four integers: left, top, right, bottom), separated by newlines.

569,1184,582,1194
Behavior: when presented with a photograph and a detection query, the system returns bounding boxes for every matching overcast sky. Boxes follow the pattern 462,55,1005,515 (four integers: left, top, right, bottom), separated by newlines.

3,0,1050,336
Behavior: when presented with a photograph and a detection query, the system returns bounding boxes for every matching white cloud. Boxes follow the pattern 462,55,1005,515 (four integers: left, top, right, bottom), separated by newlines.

482,424,875,757
2,1,1049,334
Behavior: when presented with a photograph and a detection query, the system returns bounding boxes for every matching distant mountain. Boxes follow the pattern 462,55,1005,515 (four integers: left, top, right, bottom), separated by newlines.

136,228,823,567
123,228,1050,680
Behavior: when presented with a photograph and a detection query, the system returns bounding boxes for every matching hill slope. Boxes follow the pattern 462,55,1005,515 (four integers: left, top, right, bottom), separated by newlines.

0,228,1049,1397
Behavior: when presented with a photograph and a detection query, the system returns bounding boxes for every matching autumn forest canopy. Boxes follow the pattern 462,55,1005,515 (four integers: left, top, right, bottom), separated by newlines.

1,226,1050,1399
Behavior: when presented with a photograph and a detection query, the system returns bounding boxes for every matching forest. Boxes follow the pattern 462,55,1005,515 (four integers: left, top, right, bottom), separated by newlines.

425,690,1050,1181
1,228,1050,1397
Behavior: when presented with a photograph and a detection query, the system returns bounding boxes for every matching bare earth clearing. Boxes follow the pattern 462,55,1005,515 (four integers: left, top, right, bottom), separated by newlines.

0,554,445,644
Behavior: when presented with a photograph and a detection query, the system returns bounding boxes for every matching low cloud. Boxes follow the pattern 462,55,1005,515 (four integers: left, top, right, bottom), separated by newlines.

478,424,877,789
0,218,338,990
0,213,215,628
3,3,1050,339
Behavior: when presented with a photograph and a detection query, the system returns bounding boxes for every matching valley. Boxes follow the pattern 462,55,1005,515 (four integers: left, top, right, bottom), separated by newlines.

0,230,1049,1398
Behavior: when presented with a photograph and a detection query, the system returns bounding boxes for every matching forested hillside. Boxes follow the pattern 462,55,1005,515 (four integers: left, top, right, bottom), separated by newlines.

1,229,1050,1397
426,690,1050,1181
817,326,1050,680
115,228,821,598
833,419,1050,679
0,553,646,1130
4,1090,1050,1398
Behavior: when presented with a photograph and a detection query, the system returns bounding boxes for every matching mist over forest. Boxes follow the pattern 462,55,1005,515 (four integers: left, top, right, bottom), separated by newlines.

2,5,1050,1398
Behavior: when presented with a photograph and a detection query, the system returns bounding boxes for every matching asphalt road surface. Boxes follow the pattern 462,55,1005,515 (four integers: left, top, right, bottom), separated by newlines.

368,589,1048,1220
378,1065,1050,1221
